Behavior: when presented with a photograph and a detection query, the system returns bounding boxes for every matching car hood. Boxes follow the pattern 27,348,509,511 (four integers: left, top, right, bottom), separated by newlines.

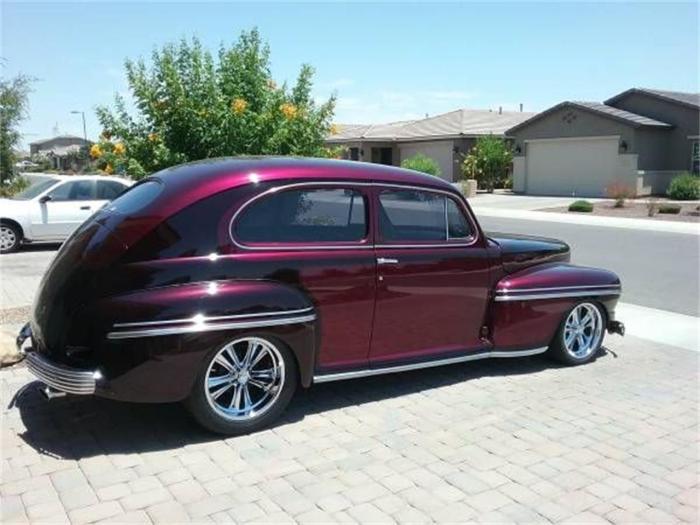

0,198,29,216
488,232,570,274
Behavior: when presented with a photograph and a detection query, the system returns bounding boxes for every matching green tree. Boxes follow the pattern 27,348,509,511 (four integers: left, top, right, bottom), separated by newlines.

401,153,442,177
461,136,512,192
95,29,336,179
0,73,32,184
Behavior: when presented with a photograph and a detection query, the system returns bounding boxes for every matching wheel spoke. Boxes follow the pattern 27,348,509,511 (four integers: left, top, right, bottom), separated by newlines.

251,368,276,380
224,346,242,369
242,386,253,413
214,355,236,374
576,334,585,351
210,382,233,400
249,379,270,391
565,331,576,347
229,384,242,409
207,375,231,389
250,346,267,368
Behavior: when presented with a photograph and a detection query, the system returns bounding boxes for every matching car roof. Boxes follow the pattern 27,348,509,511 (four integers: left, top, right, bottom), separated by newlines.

151,156,455,196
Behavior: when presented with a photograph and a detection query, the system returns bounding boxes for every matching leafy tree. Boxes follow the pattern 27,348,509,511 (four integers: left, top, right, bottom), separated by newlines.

401,153,442,177
95,29,336,179
461,136,512,192
0,73,32,184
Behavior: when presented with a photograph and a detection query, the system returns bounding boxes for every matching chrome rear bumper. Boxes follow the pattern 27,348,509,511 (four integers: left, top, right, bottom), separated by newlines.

25,352,99,395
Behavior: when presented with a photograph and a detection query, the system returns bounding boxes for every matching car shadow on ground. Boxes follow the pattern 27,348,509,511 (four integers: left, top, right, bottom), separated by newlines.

11,349,612,460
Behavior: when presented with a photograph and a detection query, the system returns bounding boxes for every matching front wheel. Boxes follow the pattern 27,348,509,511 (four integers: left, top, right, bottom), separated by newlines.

0,222,21,254
548,301,605,365
186,335,298,435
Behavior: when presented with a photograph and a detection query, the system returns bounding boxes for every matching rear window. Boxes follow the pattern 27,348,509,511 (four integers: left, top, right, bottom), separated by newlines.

106,180,162,215
234,187,367,244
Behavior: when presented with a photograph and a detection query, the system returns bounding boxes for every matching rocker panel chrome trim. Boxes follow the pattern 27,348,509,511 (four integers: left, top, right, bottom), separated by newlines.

313,347,547,383
107,314,317,340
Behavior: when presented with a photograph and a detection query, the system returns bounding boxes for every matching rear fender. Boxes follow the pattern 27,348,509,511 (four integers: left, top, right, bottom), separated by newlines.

490,263,621,350
90,280,317,401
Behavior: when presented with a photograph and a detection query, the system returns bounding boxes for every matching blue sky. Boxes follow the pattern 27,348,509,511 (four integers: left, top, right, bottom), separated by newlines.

2,1,698,148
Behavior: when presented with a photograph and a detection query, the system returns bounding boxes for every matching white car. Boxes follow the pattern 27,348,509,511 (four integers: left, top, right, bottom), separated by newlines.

0,175,133,253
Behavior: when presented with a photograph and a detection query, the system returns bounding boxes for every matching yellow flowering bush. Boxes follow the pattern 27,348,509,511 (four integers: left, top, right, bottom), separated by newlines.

95,29,336,179
231,98,248,115
329,123,340,135
280,103,298,119
90,144,103,159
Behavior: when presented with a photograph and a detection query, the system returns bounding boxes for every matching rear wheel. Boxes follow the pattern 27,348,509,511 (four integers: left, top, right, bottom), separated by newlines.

186,335,297,435
548,301,605,365
0,222,21,254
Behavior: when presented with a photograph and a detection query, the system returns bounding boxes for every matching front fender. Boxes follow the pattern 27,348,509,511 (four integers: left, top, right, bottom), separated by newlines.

490,263,621,350
88,280,317,401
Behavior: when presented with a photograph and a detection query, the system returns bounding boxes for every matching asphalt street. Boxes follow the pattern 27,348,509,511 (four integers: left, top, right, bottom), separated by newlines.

479,216,700,317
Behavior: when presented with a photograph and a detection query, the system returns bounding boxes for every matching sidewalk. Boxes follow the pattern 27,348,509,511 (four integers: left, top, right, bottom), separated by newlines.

472,206,700,236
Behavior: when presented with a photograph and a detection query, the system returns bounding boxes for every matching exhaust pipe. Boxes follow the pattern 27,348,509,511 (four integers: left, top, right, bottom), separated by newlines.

607,320,625,336
39,385,67,400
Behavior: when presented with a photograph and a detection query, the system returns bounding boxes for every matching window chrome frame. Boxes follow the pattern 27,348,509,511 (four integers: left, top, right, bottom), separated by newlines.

229,181,480,251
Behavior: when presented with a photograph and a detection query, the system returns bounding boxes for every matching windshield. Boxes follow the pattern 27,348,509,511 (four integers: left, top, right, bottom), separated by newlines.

12,179,60,200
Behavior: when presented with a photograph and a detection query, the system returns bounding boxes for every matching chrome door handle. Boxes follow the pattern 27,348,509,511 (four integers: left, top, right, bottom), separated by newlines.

80,206,91,210
377,257,399,265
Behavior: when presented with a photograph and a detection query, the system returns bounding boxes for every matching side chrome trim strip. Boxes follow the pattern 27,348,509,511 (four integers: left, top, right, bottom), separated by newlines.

107,314,316,340
494,289,621,302
313,346,547,383
113,307,315,328
495,284,621,294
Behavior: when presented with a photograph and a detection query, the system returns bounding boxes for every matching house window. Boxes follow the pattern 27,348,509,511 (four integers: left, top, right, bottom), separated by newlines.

692,141,699,174
371,147,393,165
349,147,359,161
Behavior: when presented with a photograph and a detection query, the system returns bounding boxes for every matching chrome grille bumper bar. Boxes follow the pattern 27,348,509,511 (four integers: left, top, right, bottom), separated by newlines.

25,352,99,395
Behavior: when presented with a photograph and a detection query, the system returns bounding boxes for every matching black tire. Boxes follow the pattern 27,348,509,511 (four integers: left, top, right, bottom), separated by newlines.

548,301,606,366
0,222,22,254
185,335,298,435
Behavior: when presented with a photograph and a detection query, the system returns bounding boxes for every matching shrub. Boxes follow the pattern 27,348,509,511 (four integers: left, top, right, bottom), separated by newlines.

401,153,441,177
658,204,681,214
568,200,593,213
667,173,700,201
0,175,29,197
460,136,512,193
605,182,635,208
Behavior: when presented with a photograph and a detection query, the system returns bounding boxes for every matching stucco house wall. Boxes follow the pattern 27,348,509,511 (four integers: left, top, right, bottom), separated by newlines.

607,92,700,172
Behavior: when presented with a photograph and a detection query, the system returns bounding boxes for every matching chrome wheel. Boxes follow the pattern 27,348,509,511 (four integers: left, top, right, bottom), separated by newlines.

0,225,18,252
204,337,285,421
563,302,603,359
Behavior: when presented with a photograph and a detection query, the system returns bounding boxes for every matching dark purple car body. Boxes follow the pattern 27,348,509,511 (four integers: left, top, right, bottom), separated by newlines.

18,158,623,434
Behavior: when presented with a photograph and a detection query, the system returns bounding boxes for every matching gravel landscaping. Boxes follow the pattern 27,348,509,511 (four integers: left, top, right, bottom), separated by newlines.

544,201,700,223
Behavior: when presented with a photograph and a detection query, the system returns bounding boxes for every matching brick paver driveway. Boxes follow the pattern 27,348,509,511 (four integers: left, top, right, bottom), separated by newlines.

2,335,698,524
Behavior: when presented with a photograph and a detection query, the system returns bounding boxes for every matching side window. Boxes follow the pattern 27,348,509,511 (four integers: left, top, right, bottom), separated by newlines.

235,187,368,244
447,199,472,239
96,180,127,200
48,180,95,201
378,189,473,243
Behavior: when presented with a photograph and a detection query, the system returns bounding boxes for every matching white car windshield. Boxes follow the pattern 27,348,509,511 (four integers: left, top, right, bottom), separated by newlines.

11,179,60,200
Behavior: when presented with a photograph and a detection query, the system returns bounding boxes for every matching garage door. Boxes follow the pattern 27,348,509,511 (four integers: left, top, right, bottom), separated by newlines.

399,141,454,181
526,137,619,197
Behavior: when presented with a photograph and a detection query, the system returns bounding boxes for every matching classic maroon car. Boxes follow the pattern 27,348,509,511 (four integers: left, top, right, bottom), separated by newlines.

18,158,624,434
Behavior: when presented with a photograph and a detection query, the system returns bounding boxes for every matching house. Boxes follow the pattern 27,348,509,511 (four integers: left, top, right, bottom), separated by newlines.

29,135,92,171
327,108,535,181
507,88,700,197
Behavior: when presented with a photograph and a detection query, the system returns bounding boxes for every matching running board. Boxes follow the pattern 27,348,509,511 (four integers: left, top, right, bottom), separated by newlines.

313,347,548,384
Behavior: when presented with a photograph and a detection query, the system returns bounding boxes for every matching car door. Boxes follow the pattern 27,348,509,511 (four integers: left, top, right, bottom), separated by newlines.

29,179,99,239
231,183,377,372
369,186,492,366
